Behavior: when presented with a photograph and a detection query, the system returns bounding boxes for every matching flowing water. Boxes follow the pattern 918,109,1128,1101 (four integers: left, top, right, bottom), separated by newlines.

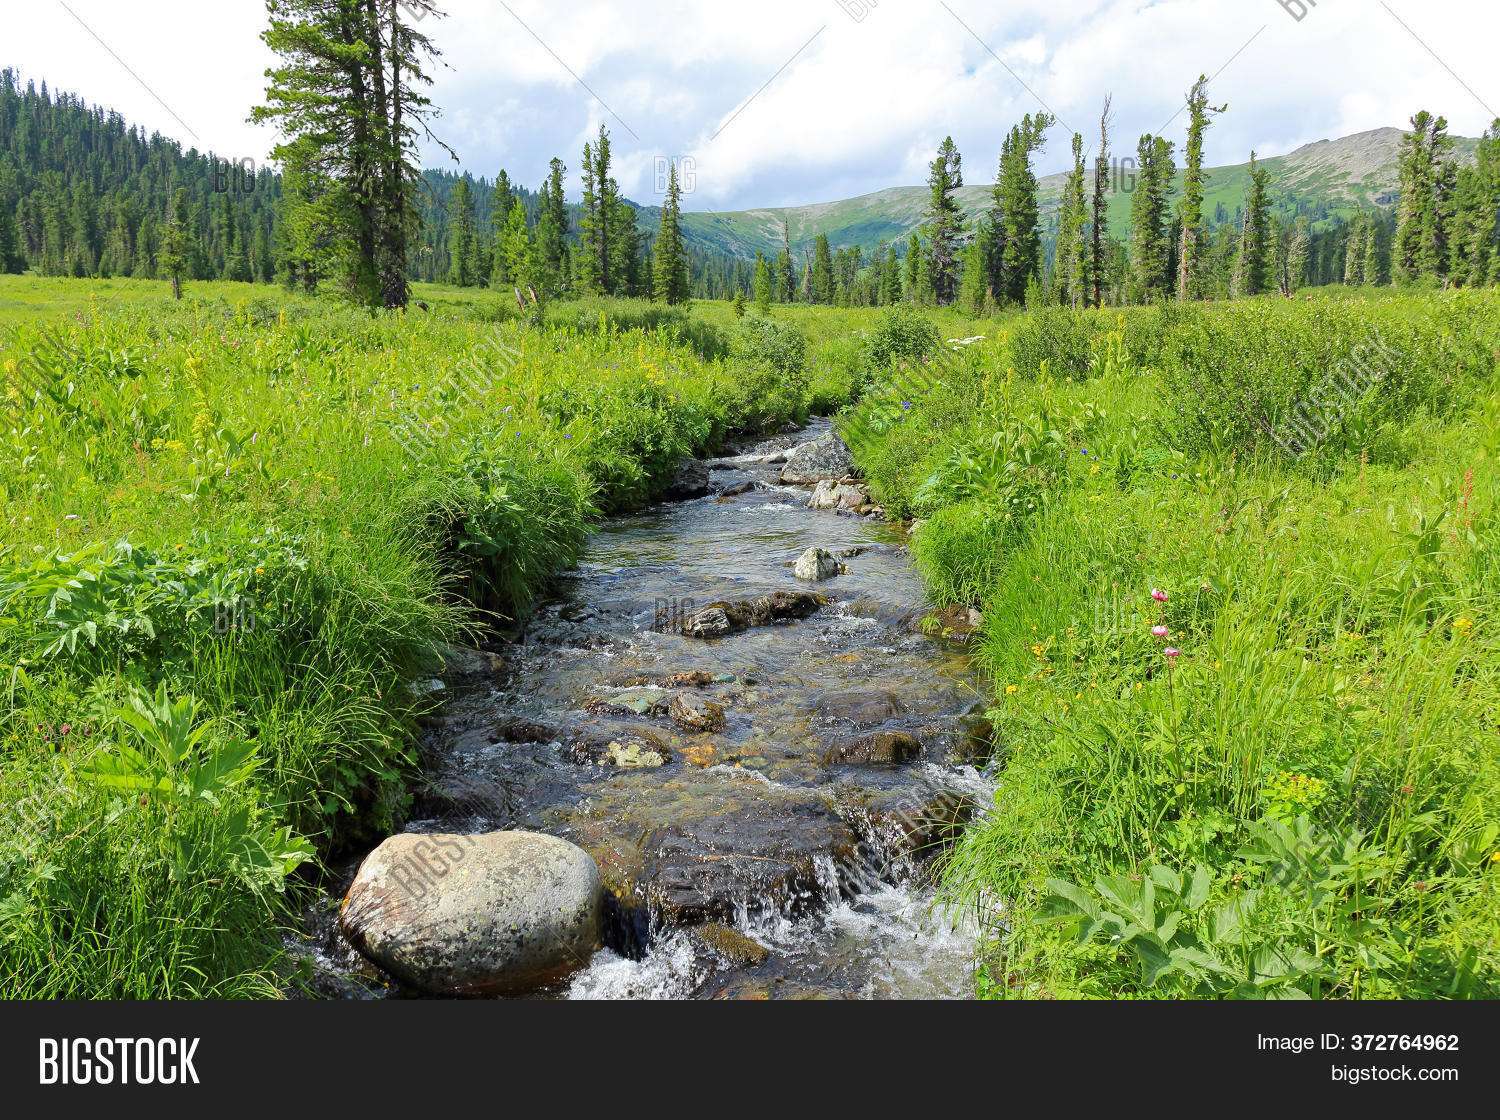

311,421,994,1000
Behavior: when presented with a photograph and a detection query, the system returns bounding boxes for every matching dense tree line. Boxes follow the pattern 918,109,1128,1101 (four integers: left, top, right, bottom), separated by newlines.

0,68,281,282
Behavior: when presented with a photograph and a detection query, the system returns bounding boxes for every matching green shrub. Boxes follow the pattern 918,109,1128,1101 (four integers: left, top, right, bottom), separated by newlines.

733,314,808,378
864,305,941,370
1007,305,1099,379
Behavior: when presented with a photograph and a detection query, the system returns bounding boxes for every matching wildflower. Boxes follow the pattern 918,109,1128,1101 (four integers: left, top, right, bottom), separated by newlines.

1413,881,1429,893
900,401,912,411
1151,625,1169,639
1400,784,1414,795
1005,684,1018,695
1491,852,1500,863
1164,647,1182,659
254,566,265,576
1453,616,1473,637
1151,588,1168,602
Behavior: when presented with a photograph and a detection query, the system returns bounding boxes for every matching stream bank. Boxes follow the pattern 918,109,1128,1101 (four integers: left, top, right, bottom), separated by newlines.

310,420,994,999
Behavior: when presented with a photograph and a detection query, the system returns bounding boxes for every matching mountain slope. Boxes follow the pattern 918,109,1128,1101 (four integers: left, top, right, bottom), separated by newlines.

667,127,1480,261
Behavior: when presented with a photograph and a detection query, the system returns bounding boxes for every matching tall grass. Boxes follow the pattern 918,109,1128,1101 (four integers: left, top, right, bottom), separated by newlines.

0,280,830,997
842,288,1500,998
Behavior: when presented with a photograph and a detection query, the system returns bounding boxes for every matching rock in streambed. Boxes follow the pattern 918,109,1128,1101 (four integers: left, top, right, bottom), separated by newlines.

340,830,602,996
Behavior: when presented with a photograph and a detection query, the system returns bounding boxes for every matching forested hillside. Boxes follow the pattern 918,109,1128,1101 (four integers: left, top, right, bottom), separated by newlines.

0,69,280,282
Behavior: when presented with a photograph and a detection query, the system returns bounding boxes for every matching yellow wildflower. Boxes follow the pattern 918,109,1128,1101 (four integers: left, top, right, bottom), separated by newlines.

1005,684,1018,695
1453,617,1473,637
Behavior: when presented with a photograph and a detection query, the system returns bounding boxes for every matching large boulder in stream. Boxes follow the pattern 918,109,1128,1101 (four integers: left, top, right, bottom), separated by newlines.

340,830,602,995
779,434,856,485
793,546,843,581
681,590,826,638
661,459,711,501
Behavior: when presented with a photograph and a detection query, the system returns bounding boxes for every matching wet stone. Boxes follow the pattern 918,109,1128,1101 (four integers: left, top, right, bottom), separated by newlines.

822,729,922,767
687,923,770,968
669,692,727,733
793,546,843,581
815,689,907,729
681,591,826,639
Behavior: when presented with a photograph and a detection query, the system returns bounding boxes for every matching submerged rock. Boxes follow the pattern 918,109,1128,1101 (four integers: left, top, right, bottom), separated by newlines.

822,729,922,766
793,546,843,581
605,740,668,768
340,830,601,996
815,689,907,729
669,692,726,733
687,923,770,967
641,805,857,926
659,670,715,689
779,434,856,485
681,590,826,638
716,480,758,498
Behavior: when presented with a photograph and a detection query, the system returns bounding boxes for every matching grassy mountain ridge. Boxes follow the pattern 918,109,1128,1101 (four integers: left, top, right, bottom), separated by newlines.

657,127,1480,261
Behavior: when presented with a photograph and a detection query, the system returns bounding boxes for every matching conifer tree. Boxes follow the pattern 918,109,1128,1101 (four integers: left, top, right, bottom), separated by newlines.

1449,119,1499,286
1090,95,1112,308
653,161,689,305
1176,75,1226,300
924,136,966,304
1056,132,1088,308
254,0,449,308
447,176,476,286
776,220,794,301
529,159,568,295
1343,216,1367,285
1393,111,1456,285
578,125,620,294
1130,133,1176,301
1233,152,1271,296
904,232,920,300
498,198,532,297
158,186,190,299
753,250,772,312
1363,215,1386,285
1285,216,1310,294
991,113,1054,305
811,233,834,303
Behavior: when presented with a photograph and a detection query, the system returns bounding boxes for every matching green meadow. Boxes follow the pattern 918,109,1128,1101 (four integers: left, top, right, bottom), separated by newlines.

2,274,1496,998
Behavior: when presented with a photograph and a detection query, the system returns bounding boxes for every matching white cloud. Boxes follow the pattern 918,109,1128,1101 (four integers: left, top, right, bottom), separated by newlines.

6,0,1497,210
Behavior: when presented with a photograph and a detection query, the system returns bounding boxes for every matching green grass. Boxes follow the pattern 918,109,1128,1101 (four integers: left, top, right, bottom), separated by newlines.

843,286,1500,998
0,277,840,997
5,271,1497,1000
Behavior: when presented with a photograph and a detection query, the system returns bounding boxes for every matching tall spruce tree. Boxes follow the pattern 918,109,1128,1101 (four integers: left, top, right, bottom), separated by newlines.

578,125,620,294
923,136,966,304
752,250,772,312
653,161,689,304
1450,119,1500,286
158,186,191,299
1393,111,1456,285
1285,216,1310,295
1056,131,1088,308
447,176,476,286
254,0,449,309
1130,133,1176,301
811,233,834,303
1233,152,1271,296
991,112,1054,305
1176,75,1226,300
535,159,569,295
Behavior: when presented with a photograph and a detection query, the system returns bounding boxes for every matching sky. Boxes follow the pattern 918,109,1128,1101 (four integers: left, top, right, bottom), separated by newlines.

8,1,1499,212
